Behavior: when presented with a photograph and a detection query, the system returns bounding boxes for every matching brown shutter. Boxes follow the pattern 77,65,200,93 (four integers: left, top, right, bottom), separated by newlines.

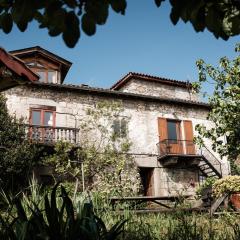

183,120,195,154
158,118,168,141
158,118,168,154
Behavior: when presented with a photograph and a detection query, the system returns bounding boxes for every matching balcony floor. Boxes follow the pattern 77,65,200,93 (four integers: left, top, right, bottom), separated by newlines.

157,154,202,167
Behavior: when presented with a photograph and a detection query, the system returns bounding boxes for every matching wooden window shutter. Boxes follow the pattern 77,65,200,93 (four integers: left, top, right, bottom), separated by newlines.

158,118,168,141
183,120,195,154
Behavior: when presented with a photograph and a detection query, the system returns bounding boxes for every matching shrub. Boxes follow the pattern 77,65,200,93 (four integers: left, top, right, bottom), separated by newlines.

196,177,217,197
213,175,240,198
0,94,39,193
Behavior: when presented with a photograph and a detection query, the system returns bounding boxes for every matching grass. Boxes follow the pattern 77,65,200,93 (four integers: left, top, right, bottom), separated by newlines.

1,180,240,239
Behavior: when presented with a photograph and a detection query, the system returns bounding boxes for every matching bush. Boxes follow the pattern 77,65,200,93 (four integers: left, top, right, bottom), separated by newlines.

213,175,240,198
0,94,39,192
196,177,217,197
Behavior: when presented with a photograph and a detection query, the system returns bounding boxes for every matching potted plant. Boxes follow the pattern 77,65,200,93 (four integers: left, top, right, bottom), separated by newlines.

212,175,240,211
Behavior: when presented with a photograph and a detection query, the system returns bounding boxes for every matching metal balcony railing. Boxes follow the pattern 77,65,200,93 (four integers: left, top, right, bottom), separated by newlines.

156,139,222,178
25,125,79,144
156,139,196,156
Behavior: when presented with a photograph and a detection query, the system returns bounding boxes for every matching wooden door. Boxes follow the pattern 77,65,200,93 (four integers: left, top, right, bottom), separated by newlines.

158,118,183,154
183,120,195,154
139,168,154,196
167,120,183,154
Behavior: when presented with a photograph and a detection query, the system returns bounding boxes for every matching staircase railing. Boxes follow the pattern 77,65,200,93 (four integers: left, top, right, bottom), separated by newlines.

197,145,222,178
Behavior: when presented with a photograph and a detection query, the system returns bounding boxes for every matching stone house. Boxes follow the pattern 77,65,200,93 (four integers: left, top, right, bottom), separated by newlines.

3,46,230,196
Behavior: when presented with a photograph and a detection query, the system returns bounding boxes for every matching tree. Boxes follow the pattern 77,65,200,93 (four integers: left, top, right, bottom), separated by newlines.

0,94,39,192
0,0,239,48
194,43,240,172
43,101,142,197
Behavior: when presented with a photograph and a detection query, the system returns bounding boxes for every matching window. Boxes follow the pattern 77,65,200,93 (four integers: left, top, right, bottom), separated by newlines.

167,121,178,140
30,109,55,127
167,120,181,144
30,107,56,142
32,110,41,125
48,71,58,83
37,71,45,82
112,118,127,138
36,70,58,83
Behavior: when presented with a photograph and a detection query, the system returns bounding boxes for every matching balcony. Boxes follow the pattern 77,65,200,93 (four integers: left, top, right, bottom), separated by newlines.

156,139,201,167
25,125,79,144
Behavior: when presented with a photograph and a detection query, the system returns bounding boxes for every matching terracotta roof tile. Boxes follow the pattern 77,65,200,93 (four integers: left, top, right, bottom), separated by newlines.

0,47,39,90
30,81,209,109
110,72,192,90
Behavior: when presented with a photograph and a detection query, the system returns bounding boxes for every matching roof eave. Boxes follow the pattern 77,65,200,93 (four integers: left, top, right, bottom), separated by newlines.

29,82,210,109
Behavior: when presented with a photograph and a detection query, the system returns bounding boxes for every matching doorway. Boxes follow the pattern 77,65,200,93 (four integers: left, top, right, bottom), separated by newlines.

139,168,154,196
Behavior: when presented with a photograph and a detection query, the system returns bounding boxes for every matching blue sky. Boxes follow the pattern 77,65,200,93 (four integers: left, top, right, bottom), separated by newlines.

1,1,239,90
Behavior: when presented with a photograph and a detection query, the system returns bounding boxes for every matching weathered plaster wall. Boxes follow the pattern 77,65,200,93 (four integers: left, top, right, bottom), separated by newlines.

4,85,229,196
118,78,200,102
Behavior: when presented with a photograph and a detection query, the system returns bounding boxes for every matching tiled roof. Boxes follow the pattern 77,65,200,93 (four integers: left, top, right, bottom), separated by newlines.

10,46,72,84
110,72,192,90
10,46,72,66
0,47,39,90
30,81,209,109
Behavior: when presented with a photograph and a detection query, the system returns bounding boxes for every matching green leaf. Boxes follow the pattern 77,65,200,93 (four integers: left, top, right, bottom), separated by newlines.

47,8,66,36
16,20,28,32
14,197,28,221
63,11,80,48
110,0,127,15
170,8,180,25
206,6,221,33
81,13,96,36
95,2,109,25
1,12,12,33
11,0,35,28
154,0,165,7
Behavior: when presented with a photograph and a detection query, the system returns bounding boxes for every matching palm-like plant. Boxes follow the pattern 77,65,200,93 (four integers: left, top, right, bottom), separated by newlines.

0,183,126,240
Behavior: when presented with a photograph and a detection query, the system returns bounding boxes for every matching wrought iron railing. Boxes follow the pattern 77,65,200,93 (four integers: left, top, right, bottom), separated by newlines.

196,145,222,177
156,139,222,177
157,139,196,156
25,125,79,144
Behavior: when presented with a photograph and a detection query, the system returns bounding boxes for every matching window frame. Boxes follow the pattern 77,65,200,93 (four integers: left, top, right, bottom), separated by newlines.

29,107,56,127
34,69,59,84
112,118,128,138
29,62,59,84
166,119,182,142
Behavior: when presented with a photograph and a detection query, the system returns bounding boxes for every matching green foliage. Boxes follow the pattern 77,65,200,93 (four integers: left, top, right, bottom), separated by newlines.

163,213,205,240
42,141,80,180
194,43,240,162
2,180,240,239
213,175,240,198
79,101,142,196
0,0,127,48
0,94,39,192
43,101,142,197
0,183,126,240
167,0,240,40
196,177,217,196
0,1,239,47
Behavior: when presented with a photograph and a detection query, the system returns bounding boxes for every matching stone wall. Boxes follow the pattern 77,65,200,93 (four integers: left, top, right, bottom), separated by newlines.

4,85,230,196
118,78,200,102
